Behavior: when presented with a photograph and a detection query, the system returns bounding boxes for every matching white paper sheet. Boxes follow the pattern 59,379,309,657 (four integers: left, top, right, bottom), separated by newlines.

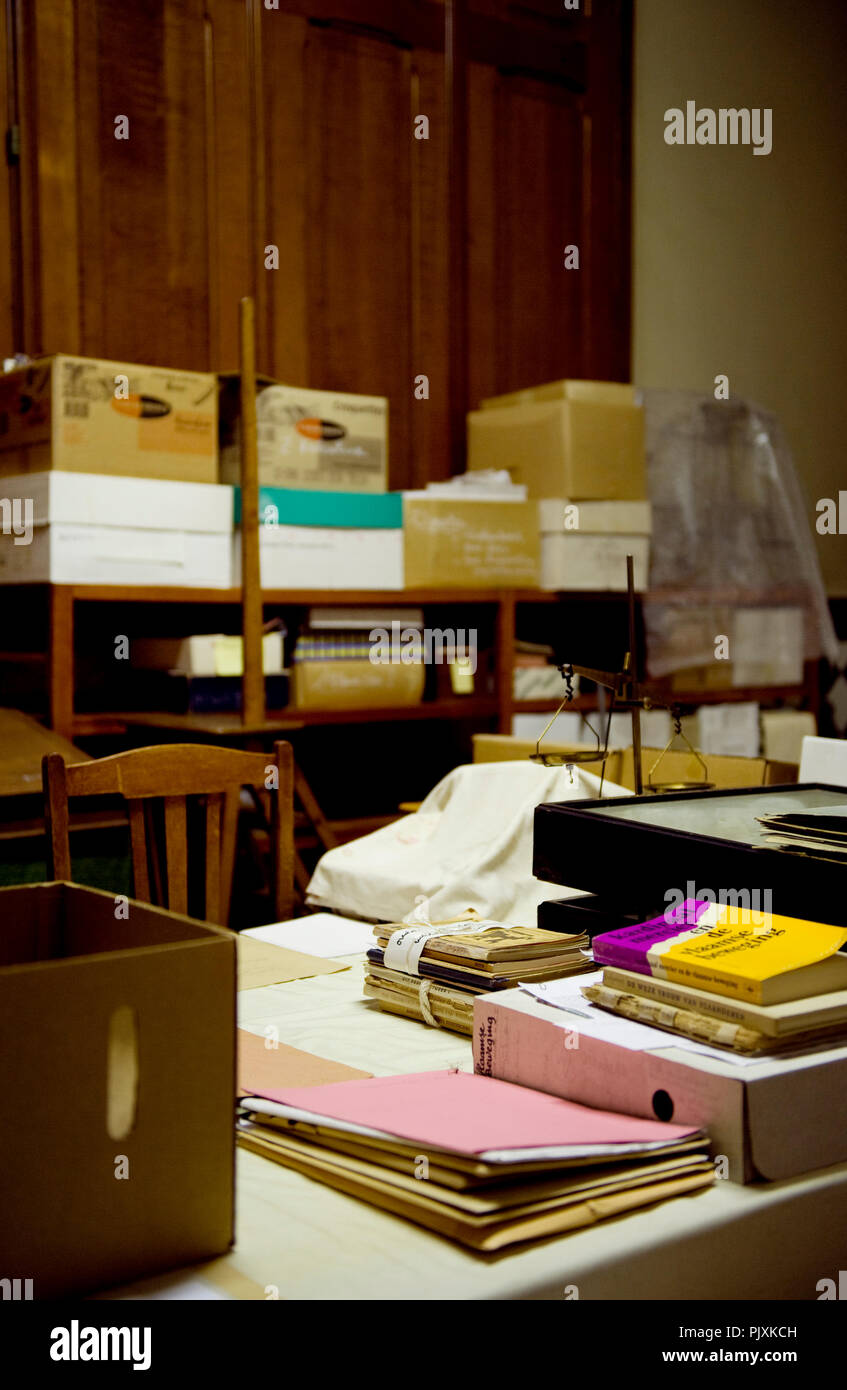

242,913,377,959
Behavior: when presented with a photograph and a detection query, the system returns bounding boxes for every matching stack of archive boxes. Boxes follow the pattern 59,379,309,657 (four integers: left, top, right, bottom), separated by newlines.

467,379,651,592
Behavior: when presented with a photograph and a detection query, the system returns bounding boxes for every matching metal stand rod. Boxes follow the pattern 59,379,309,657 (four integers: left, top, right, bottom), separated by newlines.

627,554,643,794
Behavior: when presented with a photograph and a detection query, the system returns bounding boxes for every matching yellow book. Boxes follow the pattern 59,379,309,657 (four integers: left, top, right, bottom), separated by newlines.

593,901,847,1005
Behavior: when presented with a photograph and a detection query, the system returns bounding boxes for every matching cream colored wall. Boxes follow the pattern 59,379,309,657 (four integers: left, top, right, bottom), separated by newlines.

633,0,847,593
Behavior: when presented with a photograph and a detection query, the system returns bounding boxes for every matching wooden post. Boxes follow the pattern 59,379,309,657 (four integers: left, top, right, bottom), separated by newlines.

627,554,643,795
496,592,515,735
239,296,265,727
445,0,469,477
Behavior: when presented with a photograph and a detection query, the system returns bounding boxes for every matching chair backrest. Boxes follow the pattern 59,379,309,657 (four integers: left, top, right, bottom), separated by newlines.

42,741,294,926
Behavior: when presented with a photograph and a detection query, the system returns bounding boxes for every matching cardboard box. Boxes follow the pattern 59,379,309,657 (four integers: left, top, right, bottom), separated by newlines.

0,472,233,586
468,382,646,500
292,657,425,710
732,606,805,687
537,498,652,535
473,987,847,1182
219,376,388,492
0,355,218,483
403,495,539,588
0,882,236,1297
540,533,650,591
618,746,798,792
131,632,284,677
538,498,651,590
233,487,403,589
670,664,736,693
481,379,637,411
512,666,566,701
473,736,797,792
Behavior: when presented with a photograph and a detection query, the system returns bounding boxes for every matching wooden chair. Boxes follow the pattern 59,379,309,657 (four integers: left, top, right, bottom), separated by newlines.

42,741,295,927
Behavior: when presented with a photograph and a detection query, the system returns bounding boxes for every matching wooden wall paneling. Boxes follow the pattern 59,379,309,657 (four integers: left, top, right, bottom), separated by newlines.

445,0,469,477
409,47,450,486
0,0,18,353
583,0,631,380
494,74,586,392
246,0,270,374
466,60,498,412
74,0,210,369
74,0,104,356
301,25,413,489
258,7,309,383
15,0,81,356
204,0,254,372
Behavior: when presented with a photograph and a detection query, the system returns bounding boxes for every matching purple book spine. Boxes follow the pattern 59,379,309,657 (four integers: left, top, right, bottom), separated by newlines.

592,900,710,975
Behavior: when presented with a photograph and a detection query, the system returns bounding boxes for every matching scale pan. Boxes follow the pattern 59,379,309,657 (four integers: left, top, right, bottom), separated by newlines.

530,750,607,767
646,779,715,794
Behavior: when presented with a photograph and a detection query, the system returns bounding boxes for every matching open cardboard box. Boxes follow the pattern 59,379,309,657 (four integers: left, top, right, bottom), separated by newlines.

472,734,797,790
0,882,236,1298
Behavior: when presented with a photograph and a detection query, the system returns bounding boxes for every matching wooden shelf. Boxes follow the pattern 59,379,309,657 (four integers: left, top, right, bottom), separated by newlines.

281,698,498,725
9,583,819,749
53,584,551,606
73,698,499,739
72,711,305,739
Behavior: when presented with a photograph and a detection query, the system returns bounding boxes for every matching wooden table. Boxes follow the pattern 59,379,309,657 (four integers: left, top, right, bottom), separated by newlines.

108,947,847,1301
0,707,90,800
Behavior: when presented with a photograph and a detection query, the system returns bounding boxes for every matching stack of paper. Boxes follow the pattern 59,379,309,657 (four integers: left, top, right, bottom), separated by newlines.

237,1070,713,1251
757,806,847,863
586,900,847,1055
364,920,591,1037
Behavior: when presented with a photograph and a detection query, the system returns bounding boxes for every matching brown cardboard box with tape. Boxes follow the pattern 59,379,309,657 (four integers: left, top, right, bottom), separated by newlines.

403,495,539,588
0,355,218,483
468,380,645,500
219,375,388,492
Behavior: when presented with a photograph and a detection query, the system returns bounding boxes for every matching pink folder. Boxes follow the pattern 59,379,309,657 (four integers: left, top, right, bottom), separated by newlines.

255,1069,700,1154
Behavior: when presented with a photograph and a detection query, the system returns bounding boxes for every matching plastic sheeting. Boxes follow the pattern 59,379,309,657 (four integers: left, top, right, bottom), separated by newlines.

642,389,837,677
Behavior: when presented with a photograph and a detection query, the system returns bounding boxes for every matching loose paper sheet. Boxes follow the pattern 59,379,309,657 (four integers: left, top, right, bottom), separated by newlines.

238,1028,371,1095
236,934,348,991
242,913,377,959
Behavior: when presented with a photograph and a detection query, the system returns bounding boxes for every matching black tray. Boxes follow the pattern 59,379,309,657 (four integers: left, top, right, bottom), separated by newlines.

533,783,847,928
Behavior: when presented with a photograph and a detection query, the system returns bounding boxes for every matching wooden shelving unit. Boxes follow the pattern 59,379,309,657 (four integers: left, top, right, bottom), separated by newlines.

3,582,820,745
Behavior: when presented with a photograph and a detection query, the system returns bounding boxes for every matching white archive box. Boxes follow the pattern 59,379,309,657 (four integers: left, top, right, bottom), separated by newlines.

538,498,651,591
474,988,847,1183
0,472,234,587
233,524,404,590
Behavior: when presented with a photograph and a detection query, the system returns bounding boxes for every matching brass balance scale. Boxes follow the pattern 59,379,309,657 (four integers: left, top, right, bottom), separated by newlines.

530,556,714,796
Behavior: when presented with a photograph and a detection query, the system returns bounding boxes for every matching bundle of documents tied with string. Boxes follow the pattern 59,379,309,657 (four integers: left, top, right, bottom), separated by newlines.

237,1069,714,1251
363,916,592,1036
584,899,847,1055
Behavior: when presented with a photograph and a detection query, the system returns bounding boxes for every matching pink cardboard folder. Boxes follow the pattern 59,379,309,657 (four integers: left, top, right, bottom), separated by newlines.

255,1069,700,1155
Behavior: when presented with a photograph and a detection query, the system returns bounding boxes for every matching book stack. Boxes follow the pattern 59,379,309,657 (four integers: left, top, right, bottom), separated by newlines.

237,1069,714,1251
584,899,847,1055
364,920,591,1036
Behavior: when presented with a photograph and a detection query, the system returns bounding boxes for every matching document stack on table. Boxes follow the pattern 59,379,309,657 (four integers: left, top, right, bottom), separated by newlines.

584,899,847,1055
237,1069,714,1251
363,920,592,1036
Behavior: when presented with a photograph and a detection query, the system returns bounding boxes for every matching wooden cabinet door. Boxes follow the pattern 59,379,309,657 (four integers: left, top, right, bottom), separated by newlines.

7,0,630,484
